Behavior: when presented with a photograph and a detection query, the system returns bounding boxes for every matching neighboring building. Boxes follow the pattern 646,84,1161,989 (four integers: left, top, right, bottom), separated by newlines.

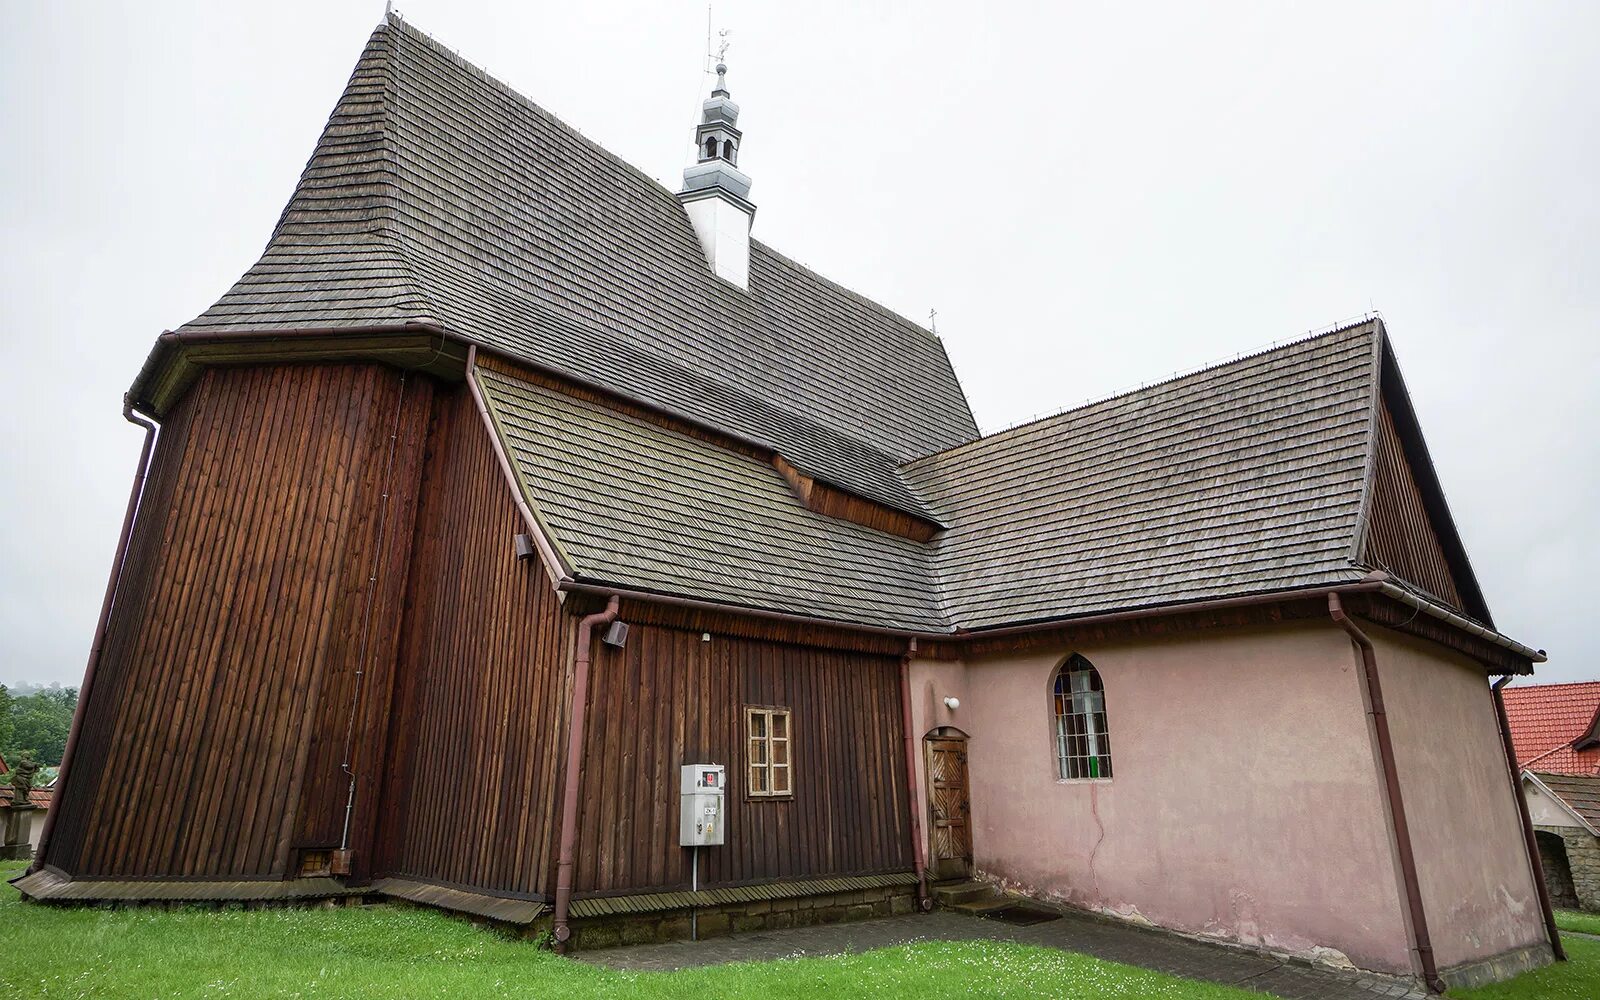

0,755,53,854
1523,772,1600,912
22,12,1557,992
1503,682,1600,912
1504,680,1600,774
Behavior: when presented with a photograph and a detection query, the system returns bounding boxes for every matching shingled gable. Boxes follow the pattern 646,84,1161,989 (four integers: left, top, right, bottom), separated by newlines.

902,321,1380,629
138,13,977,481
898,319,1522,646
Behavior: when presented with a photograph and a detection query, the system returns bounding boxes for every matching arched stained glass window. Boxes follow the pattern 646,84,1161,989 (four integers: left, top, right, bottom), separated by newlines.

1053,655,1111,779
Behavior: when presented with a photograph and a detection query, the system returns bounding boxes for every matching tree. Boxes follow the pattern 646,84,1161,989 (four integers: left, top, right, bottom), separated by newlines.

6,686,77,766
0,685,13,762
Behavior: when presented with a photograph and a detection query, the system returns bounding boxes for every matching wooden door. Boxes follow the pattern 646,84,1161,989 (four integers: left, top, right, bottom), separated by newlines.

926,736,972,879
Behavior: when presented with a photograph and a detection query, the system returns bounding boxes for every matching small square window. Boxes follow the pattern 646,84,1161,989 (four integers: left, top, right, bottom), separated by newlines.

746,706,793,798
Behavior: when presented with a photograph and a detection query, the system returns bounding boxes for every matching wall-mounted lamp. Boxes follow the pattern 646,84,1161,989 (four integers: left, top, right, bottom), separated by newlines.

943,697,960,711
601,621,630,648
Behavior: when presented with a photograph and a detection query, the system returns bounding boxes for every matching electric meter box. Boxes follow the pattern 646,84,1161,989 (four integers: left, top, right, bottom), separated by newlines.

679,764,725,847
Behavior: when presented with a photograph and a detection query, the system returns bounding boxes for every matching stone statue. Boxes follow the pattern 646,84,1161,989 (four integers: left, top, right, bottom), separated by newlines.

9,754,39,807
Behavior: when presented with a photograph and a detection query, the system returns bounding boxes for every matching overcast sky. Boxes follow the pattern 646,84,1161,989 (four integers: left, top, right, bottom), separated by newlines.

3,1,1596,688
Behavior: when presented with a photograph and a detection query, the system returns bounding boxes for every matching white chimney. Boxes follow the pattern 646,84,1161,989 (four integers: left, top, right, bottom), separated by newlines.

679,61,755,289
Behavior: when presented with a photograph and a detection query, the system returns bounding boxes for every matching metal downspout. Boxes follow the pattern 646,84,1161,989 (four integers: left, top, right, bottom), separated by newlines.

1329,593,1446,994
1491,675,1566,962
551,595,620,952
30,398,158,874
898,639,931,911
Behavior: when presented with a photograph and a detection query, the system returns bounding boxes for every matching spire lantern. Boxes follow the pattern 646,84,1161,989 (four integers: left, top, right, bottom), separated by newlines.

679,43,755,289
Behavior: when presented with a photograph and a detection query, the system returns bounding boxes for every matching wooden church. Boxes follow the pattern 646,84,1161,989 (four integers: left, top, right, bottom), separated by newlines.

19,12,1561,990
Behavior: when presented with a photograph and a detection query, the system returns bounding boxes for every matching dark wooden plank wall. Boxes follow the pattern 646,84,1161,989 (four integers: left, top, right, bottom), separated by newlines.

1364,400,1464,609
373,385,576,900
574,626,912,895
49,356,914,897
46,364,432,879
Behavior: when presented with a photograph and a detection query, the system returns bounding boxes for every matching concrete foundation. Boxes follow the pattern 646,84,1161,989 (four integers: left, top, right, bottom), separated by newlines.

559,883,919,951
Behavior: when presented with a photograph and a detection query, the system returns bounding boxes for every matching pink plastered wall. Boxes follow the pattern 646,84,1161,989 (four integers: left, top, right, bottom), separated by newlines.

1368,625,1546,968
910,623,1416,973
908,620,1548,976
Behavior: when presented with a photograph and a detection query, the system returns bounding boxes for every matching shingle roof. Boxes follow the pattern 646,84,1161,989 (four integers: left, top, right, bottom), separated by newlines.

478,367,948,632
477,319,1534,655
144,17,1539,659
1529,772,1600,828
1505,682,1600,775
902,322,1381,628
174,14,977,481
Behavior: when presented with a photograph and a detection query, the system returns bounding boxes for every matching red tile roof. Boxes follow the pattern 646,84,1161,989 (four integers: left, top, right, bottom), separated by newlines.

14,786,51,809
1504,681,1600,775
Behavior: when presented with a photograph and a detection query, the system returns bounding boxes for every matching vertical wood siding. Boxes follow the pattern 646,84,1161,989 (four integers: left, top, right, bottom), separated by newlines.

46,364,432,879
49,364,910,898
373,385,575,899
1365,400,1464,609
574,627,912,895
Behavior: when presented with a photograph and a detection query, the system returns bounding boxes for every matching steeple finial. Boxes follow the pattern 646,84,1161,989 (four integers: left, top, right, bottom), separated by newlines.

713,30,732,97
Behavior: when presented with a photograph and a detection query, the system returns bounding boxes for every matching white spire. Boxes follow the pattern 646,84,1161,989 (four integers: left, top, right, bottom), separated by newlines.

678,38,755,289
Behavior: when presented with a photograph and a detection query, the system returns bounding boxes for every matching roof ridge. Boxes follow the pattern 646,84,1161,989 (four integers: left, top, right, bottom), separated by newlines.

904,315,1382,470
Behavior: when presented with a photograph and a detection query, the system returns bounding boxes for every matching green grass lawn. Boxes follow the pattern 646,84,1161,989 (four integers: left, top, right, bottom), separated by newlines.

1447,935,1600,1000
4,858,1596,1000
1553,908,1600,936
0,861,1255,999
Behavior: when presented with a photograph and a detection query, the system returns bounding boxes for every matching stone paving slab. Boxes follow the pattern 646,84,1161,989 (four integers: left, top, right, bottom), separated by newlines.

575,909,1428,1000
